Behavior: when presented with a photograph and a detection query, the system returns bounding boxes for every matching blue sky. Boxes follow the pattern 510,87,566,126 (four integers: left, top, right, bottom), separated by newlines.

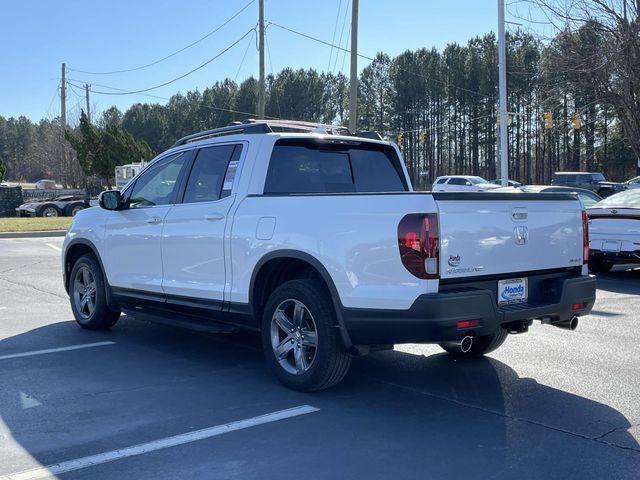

2,0,546,121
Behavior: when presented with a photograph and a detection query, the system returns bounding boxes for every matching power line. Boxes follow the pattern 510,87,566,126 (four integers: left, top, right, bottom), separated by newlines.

268,21,494,100
84,29,255,96
265,29,282,119
327,0,343,72
339,21,351,74
68,0,256,75
69,78,281,121
219,29,256,123
45,81,60,119
67,78,168,101
332,0,351,73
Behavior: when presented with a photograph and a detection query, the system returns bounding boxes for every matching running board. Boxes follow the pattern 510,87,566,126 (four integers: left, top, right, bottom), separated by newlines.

123,309,238,334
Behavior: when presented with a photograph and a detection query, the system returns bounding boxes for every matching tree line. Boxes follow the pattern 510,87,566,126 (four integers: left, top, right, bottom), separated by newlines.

0,1,637,189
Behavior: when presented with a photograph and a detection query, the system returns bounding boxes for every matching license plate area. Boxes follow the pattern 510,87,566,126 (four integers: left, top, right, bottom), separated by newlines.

498,277,528,305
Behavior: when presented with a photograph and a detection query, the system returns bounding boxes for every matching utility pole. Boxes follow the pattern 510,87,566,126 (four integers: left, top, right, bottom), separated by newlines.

497,0,509,186
257,0,265,119
84,84,91,122
348,0,359,133
60,63,67,128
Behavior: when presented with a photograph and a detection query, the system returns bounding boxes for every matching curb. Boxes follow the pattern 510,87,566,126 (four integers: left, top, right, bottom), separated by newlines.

0,230,67,239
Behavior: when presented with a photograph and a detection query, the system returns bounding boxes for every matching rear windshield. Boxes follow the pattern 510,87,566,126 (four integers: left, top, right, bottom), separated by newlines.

591,173,606,181
468,176,488,185
264,139,408,194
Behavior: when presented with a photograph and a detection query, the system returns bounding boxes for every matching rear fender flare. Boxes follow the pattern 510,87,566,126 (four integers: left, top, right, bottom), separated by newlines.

250,249,352,349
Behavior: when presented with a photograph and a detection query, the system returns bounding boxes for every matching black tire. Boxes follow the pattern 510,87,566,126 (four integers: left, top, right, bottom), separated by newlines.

66,203,86,216
261,279,351,391
439,328,508,357
588,258,613,274
69,254,120,330
39,205,61,217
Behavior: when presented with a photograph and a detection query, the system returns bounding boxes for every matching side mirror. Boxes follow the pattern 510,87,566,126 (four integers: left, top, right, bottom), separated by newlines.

465,181,472,186
98,190,123,210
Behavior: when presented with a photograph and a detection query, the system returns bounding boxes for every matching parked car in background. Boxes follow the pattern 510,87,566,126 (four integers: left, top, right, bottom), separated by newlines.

494,185,602,209
16,195,90,217
587,189,640,273
623,176,640,190
490,179,522,187
34,179,57,190
432,175,501,192
551,172,625,197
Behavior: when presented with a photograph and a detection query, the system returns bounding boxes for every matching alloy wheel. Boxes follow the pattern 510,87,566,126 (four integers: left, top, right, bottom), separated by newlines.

73,266,97,320
270,299,318,375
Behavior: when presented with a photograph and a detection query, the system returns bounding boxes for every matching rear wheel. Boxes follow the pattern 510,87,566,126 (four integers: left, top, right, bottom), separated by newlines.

440,328,508,357
40,205,61,217
588,258,613,274
69,254,120,330
69,204,86,216
261,279,351,391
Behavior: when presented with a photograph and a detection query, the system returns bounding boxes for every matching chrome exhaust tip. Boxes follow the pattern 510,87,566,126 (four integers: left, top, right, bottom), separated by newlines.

441,335,474,353
460,335,474,353
551,316,579,331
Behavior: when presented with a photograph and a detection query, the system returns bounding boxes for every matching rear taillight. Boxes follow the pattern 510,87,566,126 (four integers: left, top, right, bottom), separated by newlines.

398,213,439,279
582,210,589,264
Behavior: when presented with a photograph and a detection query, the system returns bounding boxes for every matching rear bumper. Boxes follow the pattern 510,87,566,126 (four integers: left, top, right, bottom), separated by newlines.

341,273,596,345
590,249,640,265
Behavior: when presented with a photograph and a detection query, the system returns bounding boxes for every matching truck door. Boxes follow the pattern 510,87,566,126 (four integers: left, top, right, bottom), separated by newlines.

104,152,191,294
161,144,242,309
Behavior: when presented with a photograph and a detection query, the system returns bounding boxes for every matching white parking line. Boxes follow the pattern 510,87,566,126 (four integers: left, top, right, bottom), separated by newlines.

45,243,61,252
0,341,115,361
1,405,320,480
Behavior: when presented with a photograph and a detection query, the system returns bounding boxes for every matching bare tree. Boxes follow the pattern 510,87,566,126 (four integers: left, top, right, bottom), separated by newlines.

523,0,640,169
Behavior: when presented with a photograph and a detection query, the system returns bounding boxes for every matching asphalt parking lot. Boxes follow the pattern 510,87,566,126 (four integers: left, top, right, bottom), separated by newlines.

0,237,639,479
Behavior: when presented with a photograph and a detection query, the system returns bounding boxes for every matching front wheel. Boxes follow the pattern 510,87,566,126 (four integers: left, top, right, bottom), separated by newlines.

69,254,120,330
261,279,351,391
440,328,508,357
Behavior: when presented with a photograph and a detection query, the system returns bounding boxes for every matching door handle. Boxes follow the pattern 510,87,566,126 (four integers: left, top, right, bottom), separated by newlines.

146,216,162,224
205,213,225,221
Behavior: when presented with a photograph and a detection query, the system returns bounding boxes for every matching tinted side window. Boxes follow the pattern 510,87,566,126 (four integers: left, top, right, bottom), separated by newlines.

183,145,236,204
129,153,188,208
264,141,407,194
436,178,448,184
448,178,468,185
575,175,590,184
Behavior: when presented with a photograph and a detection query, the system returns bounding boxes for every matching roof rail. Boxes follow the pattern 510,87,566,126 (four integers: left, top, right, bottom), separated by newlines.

171,122,270,147
171,119,381,147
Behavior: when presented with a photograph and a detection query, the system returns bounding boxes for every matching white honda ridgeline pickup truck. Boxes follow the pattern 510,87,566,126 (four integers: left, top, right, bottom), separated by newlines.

62,120,596,391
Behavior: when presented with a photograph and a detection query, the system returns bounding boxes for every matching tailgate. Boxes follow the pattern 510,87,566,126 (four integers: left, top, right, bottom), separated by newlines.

588,208,640,252
435,193,584,280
